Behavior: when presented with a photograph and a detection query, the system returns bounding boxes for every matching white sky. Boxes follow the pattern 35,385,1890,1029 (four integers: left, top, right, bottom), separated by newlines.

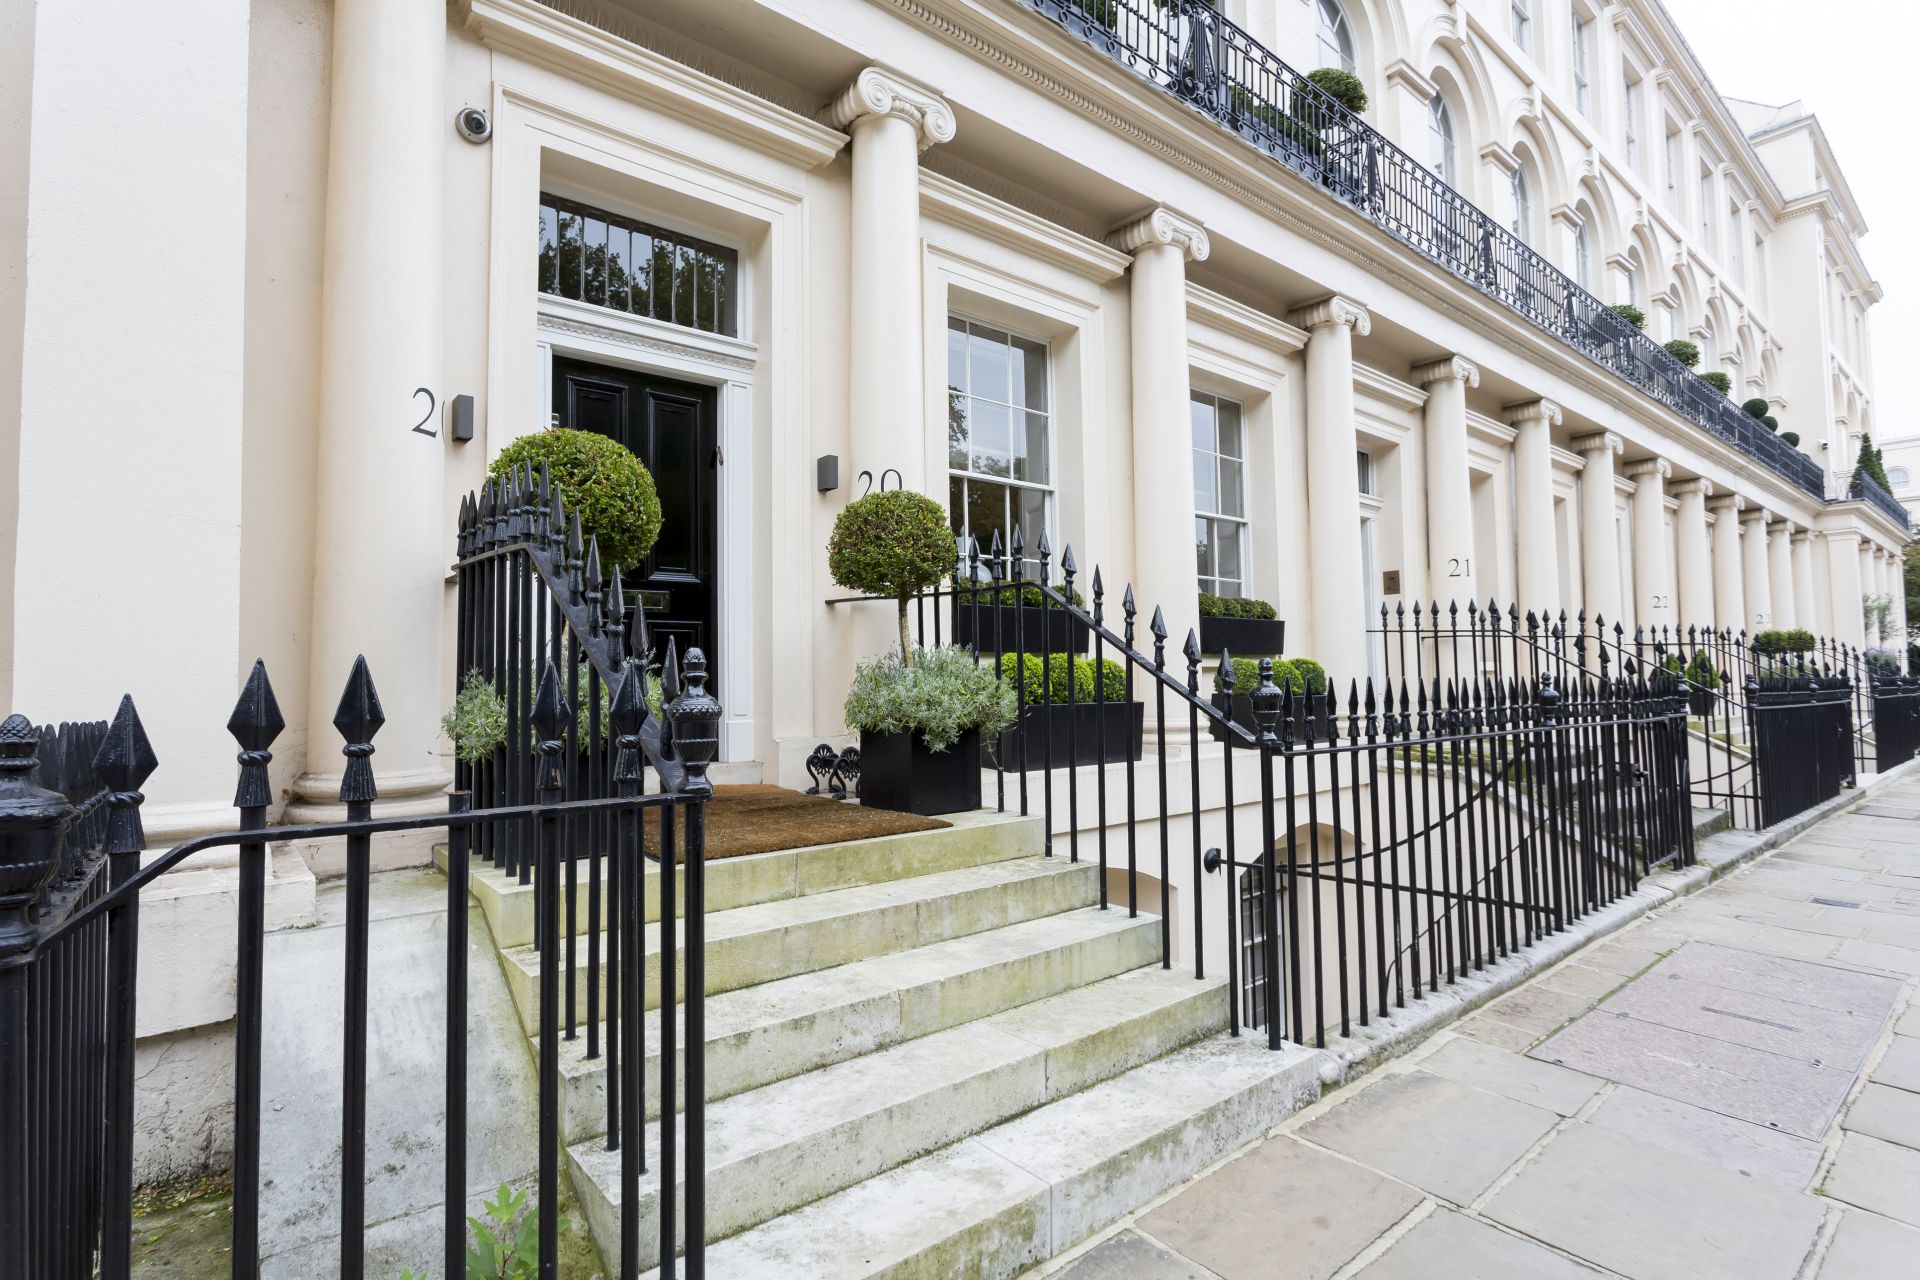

1659,0,1918,440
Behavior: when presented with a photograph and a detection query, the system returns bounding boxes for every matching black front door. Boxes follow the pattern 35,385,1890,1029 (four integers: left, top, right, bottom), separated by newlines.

552,358,718,684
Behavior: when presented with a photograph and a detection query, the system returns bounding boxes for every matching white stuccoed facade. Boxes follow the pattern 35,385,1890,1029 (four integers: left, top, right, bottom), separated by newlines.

0,0,1907,1179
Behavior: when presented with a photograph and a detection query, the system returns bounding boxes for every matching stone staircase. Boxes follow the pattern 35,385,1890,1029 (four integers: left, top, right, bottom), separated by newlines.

456,809,1322,1278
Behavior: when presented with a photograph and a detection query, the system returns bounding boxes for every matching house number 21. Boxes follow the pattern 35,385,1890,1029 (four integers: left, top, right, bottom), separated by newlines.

1447,558,1472,577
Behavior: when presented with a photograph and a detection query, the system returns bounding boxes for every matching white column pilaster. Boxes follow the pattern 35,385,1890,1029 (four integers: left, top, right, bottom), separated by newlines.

1107,207,1209,653
299,0,447,817
1741,508,1775,633
1828,530,1867,649
1673,479,1715,632
1288,296,1372,668
1506,400,1563,613
1860,541,1879,646
1573,432,1624,626
1625,457,1674,635
1768,519,1797,631
1412,357,1480,611
1791,531,1818,639
1708,495,1747,636
825,67,956,495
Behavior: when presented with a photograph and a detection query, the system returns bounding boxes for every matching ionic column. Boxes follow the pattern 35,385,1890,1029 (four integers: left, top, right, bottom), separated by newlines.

825,67,956,493
299,0,448,818
1107,207,1209,651
1860,541,1879,646
1791,530,1819,638
1707,495,1746,636
1573,432,1624,626
1741,507,1775,633
1287,296,1373,666
1625,457,1674,634
1893,549,1910,659
1768,519,1797,631
1412,357,1480,610
1673,478,1714,631
1828,530,1867,649
1506,400,1563,613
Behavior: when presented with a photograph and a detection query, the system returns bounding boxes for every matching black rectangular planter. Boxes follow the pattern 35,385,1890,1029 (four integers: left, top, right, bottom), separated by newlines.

951,601,1089,655
858,728,981,816
1197,615,1286,657
991,700,1144,770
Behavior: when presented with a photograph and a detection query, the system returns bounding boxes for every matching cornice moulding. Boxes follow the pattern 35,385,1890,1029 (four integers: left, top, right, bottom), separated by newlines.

1355,363,1426,410
1186,286,1307,355
919,170,1129,282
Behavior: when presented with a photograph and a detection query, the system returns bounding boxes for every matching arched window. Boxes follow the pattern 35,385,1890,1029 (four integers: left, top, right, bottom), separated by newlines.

1317,0,1356,73
1427,95,1457,183
1574,218,1593,291
1510,166,1532,244
1888,468,1910,490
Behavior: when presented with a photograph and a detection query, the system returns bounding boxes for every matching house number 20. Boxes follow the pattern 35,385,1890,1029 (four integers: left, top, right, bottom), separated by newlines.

410,387,438,437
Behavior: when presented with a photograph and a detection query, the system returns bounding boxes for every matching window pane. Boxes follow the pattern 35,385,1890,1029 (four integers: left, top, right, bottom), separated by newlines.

1218,401,1243,458
538,202,558,294
1218,458,1245,518
965,480,1008,555
949,477,968,542
607,226,630,312
1215,521,1242,585
558,209,582,298
947,391,969,471
1193,450,1218,515
1195,517,1213,578
1190,396,1216,454
970,400,1011,477
1018,411,1049,485
969,327,1011,404
947,319,968,393
1014,487,1047,561
631,231,653,316
583,216,607,306
1012,336,1047,411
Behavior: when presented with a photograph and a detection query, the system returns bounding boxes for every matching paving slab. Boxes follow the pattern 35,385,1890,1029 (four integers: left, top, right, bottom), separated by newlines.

1417,1037,1604,1117
1834,938,1920,977
1871,1031,1920,1093
1052,1230,1209,1280
1484,1124,1824,1280
1477,984,1593,1035
1586,1084,1823,1189
1577,940,1669,978
1655,941,1902,1015
1842,1081,1920,1149
1450,1016,1538,1052
1897,1004,1920,1038
1137,1136,1419,1280
1299,1071,1558,1204
1818,1210,1920,1280
1356,1207,1604,1280
1597,957,1889,1065
1820,1132,1920,1227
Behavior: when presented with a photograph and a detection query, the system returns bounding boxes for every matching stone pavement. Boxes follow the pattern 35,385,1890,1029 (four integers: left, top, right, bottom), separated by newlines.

1042,774,1920,1280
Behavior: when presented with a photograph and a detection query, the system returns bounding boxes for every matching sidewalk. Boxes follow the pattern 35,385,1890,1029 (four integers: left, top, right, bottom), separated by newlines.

1045,775,1920,1280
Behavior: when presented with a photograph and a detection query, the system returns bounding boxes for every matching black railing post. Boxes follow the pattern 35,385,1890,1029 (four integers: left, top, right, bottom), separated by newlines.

0,715,72,1261
226,662,281,1280
529,661,569,1280
333,657,384,1280
1251,662,1284,1051
444,790,471,1280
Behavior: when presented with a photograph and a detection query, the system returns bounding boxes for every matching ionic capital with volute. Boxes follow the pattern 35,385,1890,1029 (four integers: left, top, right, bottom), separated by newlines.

1623,456,1672,482
1571,431,1623,456
1504,398,1562,429
1105,206,1210,262
1706,493,1744,516
1410,355,1480,388
1671,477,1714,498
1739,505,1773,528
823,67,957,150
1287,295,1372,336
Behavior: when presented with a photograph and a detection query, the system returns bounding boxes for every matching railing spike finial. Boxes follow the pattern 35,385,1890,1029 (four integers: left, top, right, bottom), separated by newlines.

1090,566,1104,624
610,661,647,786
1183,630,1202,696
547,489,567,556
332,656,385,806
1122,584,1137,645
606,566,627,653
667,648,722,798
584,535,605,635
567,510,586,605
1060,544,1077,583
1151,606,1167,669
1219,648,1236,695
95,694,160,857
529,659,570,792
227,659,284,812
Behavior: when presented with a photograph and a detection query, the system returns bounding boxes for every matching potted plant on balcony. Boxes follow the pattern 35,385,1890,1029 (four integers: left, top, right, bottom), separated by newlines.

845,646,1017,814
1208,655,1326,742
1197,593,1286,656
990,653,1143,768
951,579,1092,656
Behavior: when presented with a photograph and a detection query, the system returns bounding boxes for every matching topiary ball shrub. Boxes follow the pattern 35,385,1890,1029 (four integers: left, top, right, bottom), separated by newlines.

1761,415,1779,432
1780,431,1801,448
489,429,662,571
1742,397,1771,419
829,489,955,666
998,653,1127,705
1303,67,1369,114
1605,303,1647,331
1700,371,1732,395
1662,339,1701,368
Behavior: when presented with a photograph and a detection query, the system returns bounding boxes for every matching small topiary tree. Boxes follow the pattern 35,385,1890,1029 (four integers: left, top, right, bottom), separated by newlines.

1761,414,1779,433
489,428,662,570
1780,431,1801,448
1741,397,1771,419
829,490,955,666
1662,339,1701,368
1856,433,1892,490
1304,67,1369,114
1605,303,1647,331
1701,371,1732,395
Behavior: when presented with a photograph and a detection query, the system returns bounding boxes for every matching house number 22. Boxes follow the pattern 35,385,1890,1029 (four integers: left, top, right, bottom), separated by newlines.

410,387,438,437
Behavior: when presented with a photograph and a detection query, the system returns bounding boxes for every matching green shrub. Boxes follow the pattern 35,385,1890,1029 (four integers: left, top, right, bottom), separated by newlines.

844,646,1018,751
1684,649,1725,689
1070,0,1117,25
1754,628,1814,654
1212,655,1327,697
1741,397,1771,418
488,429,662,571
1856,433,1892,490
1605,303,1647,331
1761,414,1779,433
1700,371,1732,394
997,653,1127,705
1198,594,1278,619
1214,655,1272,694
978,581,1085,609
1780,431,1800,448
442,671,508,765
829,490,955,665
1286,657,1329,696
1662,339,1701,368
1303,67,1369,114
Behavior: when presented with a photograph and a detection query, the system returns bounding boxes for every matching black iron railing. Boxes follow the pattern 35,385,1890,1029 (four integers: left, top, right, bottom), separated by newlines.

1023,0,1831,500
1872,676,1920,772
1848,468,1912,530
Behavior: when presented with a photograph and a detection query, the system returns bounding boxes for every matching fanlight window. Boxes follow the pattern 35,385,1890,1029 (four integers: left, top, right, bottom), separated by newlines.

1317,0,1355,72
538,193,739,338
1427,95,1457,184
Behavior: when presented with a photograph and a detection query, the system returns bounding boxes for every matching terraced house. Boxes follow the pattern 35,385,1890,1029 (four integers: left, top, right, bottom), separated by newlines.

0,0,1910,1277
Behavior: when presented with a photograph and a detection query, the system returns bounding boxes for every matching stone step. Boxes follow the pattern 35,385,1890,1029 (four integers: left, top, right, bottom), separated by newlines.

497,854,1098,1036
446,810,1043,950
636,1032,1324,1280
547,905,1165,1141
1692,805,1733,840
571,966,1233,1275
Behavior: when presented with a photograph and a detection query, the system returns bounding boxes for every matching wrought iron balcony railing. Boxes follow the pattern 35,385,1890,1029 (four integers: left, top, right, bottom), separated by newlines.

1025,0,1831,501
1848,468,1912,530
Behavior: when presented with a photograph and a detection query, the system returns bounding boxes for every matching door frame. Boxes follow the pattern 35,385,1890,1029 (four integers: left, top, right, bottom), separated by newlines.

535,293,757,763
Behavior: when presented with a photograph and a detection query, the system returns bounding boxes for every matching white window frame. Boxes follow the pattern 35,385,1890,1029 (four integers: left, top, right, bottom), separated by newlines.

1572,17,1592,114
1317,0,1356,73
1192,392,1251,600
1665,128,1680,212
1622,77,1640,168
946,313,1057,570
1427,94,1457,184
1357,449,1384,678
1699,168,1716,253
1511,0,1532,52
1574,219,1592,291
1510,166,1533,244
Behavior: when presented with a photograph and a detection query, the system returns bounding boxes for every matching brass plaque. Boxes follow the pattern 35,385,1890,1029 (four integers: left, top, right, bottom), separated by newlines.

1382,570,1403,595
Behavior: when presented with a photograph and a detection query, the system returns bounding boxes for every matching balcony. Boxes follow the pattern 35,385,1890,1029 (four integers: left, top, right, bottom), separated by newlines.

1023,0,1832,502
1848,469,1912,531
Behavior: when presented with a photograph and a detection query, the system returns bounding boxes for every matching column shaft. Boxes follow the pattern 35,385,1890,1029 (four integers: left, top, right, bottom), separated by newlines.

1791,534,1818,640
1290,298,1371,668
846,111,926,489
1414,359,1479,610
1768,523,1797,631
1626,459,1673,634
1708,497,1746,636
1828,533,1867,649
1574,433,1623,626
1674,481,1714,631
1508,402,1561,613
1741,511,1774,633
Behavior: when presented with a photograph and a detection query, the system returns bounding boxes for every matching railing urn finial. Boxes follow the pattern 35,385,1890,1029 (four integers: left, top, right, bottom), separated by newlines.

1251,658,1284,745
668,648,722,798
0,715,70,962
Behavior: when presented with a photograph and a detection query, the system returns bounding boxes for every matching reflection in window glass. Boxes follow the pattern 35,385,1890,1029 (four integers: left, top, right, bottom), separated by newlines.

1317,0,1355,73
1193,393,1249,599
948,316,1053,568
537,193,738,337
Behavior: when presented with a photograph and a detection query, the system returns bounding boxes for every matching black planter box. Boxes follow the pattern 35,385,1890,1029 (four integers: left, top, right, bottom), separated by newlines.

991,700,1144,770
1197,615,1286,657
951,601,1089,656
1689,690,1721,718
858,728,981,816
